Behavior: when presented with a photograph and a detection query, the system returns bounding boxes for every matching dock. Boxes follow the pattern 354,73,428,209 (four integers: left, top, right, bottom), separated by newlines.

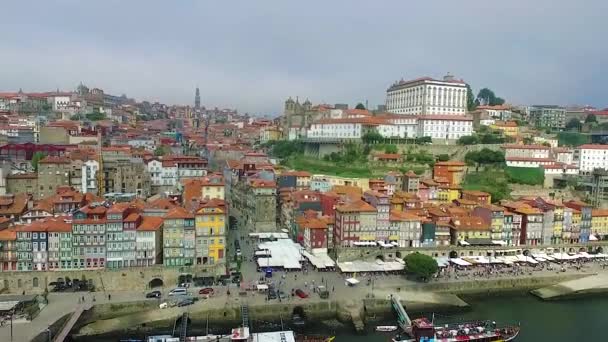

390,294,411,332
53,304,90,342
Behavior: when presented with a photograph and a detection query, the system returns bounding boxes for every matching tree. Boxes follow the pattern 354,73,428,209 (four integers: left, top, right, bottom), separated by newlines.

436,154,450,162
465,83,477,112
355,103,366,110
565,118,582,131
31,152,46,172
154,145,170,156
384,144,398,154
477,88,505,106
85,112,106,121
362,129,383,144
404,253,438,281
457,135,478,145
585,114,598,124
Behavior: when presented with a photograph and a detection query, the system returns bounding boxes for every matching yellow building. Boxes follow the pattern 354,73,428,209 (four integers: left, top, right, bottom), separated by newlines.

490,121,519,137
260,126,283,143
591,209,608,237
450,216,491,243
195,199,226,269
552,206,564,244
437,186,460,204
569,209,581,243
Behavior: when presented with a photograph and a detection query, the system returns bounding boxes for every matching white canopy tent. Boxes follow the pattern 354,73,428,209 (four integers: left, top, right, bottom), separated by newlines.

301,250,336,269
346,278,360,285
449,258,473,266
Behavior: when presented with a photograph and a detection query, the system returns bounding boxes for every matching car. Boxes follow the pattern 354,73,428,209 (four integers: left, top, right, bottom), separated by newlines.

177,298,194,307
146,290,161,298
278,290,288,300
169,288,188,296
199,287,214,295
295,289,308,298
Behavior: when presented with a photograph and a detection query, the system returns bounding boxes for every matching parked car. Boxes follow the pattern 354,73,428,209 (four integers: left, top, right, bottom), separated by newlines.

146,290,161,298
177,298,195,307
198,288,214,295
268,289,277,300
295,289,308,298
169,288,188,296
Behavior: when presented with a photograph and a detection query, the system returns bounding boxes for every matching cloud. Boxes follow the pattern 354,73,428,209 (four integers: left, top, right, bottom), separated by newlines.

0,0,606,114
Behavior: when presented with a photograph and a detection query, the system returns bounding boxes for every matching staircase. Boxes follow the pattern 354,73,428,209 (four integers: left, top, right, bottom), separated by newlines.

179,312,189,342
241,304,250,328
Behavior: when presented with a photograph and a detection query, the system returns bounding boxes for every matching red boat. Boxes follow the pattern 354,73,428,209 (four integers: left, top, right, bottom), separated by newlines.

393,318,520,342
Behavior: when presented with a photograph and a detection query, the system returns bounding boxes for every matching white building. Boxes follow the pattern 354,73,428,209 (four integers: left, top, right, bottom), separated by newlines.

81,160,99,194
476,105,513,120
375,114,418,138
417,115,473,140
146,159,178,187
127,137,156,151
577,144,608,173
554,148,574,165
506,157,556,168
543,164,579,176
307,118,380,139
503,144,551,159
47,94,73,111
385,74,468,116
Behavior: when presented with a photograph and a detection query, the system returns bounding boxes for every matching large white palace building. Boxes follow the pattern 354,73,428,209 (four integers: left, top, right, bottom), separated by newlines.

385,74,468,116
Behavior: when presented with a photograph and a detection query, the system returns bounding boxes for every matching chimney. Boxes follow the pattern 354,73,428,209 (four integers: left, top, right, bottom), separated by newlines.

443,72,455,81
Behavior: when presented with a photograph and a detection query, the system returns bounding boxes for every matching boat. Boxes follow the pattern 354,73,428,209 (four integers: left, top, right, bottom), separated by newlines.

376,325,398,332
393,318,520,342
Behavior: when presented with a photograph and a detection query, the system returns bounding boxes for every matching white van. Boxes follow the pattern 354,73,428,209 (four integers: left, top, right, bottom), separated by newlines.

168,288,188,296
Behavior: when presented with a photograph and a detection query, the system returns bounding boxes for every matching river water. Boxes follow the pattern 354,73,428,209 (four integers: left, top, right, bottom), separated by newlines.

77,293,608,341
329,293,608,342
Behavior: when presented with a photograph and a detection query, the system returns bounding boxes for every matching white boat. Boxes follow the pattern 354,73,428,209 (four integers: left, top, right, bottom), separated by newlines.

376,325,398,332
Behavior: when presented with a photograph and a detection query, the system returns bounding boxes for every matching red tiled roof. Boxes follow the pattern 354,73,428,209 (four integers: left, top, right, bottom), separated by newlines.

164,206,194,219
417,115,472,121
502,144,550,150
578,144,608,150
39,156,71,164
137,216,164,231
336,199,376,213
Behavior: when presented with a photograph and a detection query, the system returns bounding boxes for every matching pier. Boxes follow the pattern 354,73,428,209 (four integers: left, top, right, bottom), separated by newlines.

390,294,411,332
53,304,90,342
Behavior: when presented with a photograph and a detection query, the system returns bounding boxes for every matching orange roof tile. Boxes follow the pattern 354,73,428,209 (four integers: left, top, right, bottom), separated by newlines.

137,216,164,231
164,206,194,219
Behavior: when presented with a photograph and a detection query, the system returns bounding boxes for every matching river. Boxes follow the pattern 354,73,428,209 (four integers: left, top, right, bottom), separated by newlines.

326,293,608,342
76,293,608,341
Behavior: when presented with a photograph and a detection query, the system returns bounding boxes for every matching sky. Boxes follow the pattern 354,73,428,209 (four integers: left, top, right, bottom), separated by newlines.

0,0,606,115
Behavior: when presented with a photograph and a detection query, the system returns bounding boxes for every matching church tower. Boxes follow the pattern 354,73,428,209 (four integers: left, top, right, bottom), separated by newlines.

195,87,201,109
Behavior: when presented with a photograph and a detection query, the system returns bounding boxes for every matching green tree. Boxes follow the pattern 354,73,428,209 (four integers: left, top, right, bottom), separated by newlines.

404,253,438,281
565,118,582,131
457,135,478,145
384,144,398,154
31,152,46,172
414,136,432,145
355,103,366,110
477,88,505,106
85,112,107,121
465,83,477,112
522,137,534,144
436,154,450,162
585,114,598,124
362,129,383,144
154,145,170,156
268,140,304,159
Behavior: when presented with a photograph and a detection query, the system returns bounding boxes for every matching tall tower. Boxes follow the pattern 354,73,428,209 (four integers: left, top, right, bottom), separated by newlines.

194,87,201,109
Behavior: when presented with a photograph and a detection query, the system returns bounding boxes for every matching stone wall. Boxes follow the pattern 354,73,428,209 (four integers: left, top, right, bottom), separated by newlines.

0,266,195,294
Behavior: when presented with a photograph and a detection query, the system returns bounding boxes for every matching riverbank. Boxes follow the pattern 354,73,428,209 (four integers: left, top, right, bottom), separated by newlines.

531,272,608,300
66,270,606,338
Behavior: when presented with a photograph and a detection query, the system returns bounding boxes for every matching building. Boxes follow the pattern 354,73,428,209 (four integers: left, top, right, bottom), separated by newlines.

136,216,164,267
529,105,566,130
577,144,608,173
6,173,38,197
490,121,519,137
514,206,543,246
417,115,473,140
461,190,491,205
477,105,513,121
277,171,312,190
72,204,107,269
38,156,72,199
0,228,17,271
105,203,140,268
433,161,466,187
363,190,390,241
163,207,195,267
385,74,467,116
194,199,226,271
503,144,551,159
388,211,422,247
233,179,277,233
563,199,591,243
334,200,377,247
299,217,329,254
450,216,491,245
102,159,151,198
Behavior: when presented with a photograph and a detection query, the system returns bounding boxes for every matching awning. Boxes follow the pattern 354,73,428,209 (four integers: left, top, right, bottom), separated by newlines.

449,258,472,266
256,284,269,290
492,240,507,246
589,235,599,241
458,240,470,246
435,257,449,267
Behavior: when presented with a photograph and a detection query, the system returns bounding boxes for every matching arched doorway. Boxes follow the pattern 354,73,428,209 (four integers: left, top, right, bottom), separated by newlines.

449,251,458,258
376,255,385,262
523,250,531,256
395,251,402,259
149,278,164,288
597,246,604,254
33,277,39,287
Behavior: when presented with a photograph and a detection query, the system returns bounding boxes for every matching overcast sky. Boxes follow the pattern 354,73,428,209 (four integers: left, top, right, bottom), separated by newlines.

1,0,606,115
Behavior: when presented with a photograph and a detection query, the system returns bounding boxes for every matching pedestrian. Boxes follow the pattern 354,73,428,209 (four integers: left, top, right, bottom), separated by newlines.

82,296,85,302
332,286,335,292
108,294,111,301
